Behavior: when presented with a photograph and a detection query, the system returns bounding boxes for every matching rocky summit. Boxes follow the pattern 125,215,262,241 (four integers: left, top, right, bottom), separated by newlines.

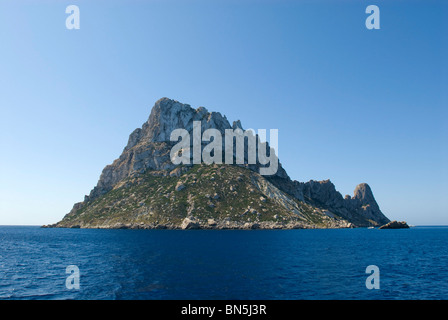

48,98,390,229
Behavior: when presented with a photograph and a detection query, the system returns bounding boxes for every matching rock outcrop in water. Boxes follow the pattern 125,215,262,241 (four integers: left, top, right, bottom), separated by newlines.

379,220,409,229
48,98,390,229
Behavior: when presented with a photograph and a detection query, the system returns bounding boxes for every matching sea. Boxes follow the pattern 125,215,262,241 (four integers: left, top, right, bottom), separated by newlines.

1,225,448,300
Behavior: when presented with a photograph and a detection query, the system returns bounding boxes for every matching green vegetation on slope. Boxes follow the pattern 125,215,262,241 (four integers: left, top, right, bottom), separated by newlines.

56,164,350,229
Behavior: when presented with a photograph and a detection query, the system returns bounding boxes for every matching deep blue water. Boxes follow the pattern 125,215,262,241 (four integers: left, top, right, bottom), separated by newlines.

1,226,448,300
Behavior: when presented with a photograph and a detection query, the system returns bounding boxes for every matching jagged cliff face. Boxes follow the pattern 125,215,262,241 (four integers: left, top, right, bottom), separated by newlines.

86,98,289,201
53,98,389,229
301,180,389,226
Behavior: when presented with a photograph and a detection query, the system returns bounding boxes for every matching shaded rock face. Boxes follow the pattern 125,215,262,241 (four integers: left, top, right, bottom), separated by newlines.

59,98,390,228
303,179,345,208
181,218,200,230
346,183,389,225
298,179,389,226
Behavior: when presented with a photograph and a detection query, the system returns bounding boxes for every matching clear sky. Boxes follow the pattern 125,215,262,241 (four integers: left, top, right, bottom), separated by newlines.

0,0,447,226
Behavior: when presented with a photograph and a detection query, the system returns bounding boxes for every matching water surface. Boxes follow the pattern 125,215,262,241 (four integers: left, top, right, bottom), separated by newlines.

1,226,447,299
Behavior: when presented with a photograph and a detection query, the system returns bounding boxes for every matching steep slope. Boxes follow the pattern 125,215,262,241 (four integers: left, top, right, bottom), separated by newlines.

49,98,389,229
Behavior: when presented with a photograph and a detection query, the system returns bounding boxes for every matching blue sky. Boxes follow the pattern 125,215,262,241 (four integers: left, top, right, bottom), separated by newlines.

0,0,447,225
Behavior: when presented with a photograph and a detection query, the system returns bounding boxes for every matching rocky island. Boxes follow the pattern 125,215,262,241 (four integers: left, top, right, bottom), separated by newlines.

45,98,391,229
